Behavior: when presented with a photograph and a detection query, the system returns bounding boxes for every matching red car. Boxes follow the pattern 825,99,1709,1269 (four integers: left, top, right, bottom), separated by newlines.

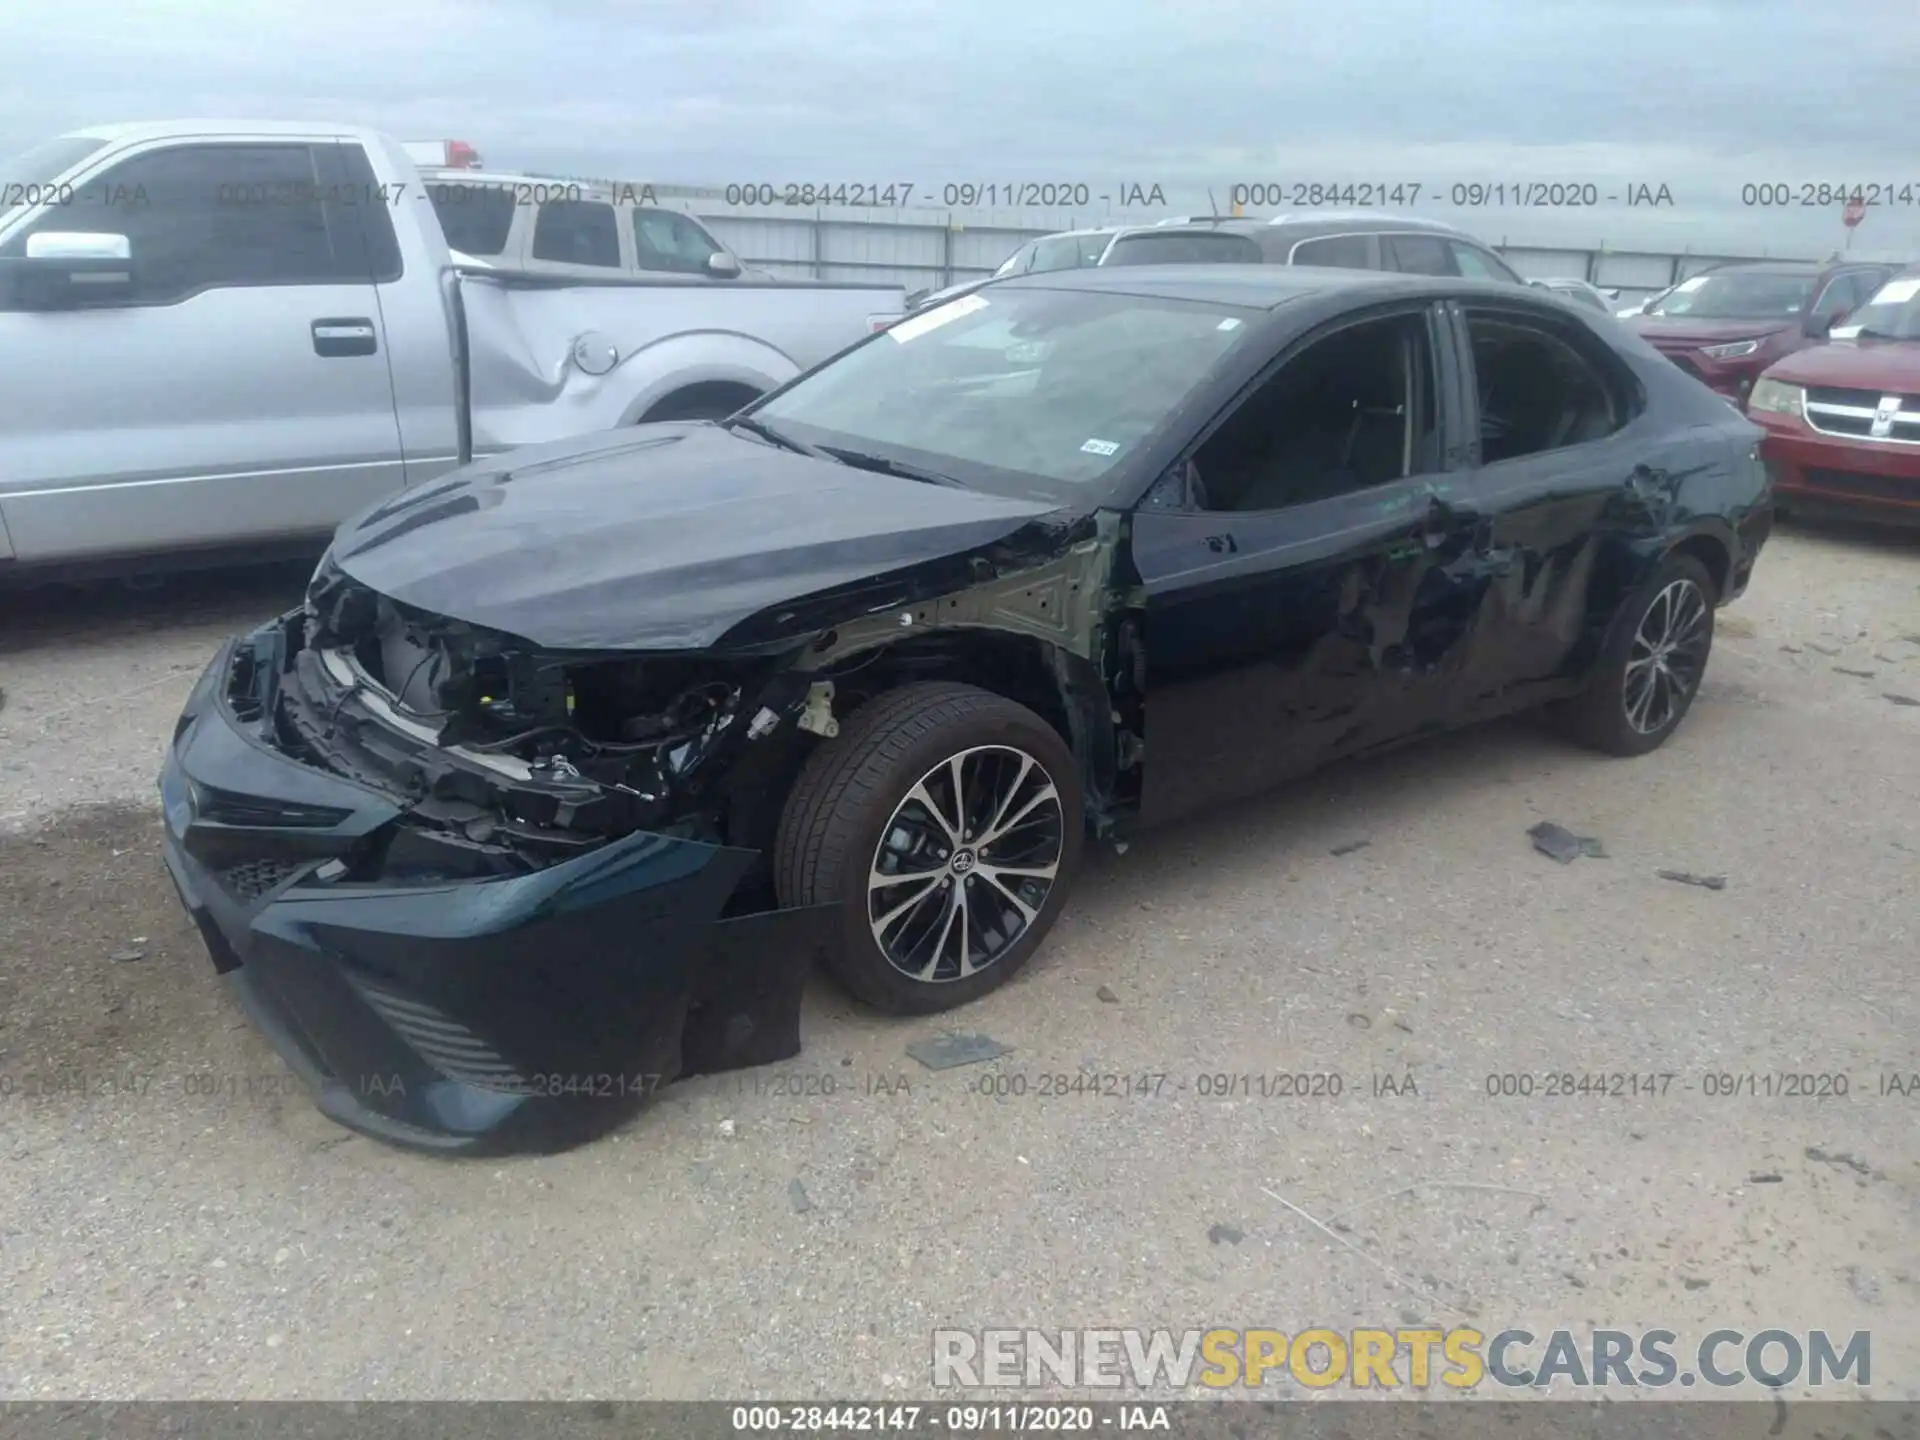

1630,259,1899,404
1747,271,1920,524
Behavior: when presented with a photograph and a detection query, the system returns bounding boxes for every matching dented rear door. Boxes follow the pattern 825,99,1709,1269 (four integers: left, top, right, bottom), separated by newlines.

1443,299,1670,714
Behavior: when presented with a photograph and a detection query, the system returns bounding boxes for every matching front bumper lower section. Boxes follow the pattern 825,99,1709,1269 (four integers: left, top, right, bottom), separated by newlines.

158,625,836,1155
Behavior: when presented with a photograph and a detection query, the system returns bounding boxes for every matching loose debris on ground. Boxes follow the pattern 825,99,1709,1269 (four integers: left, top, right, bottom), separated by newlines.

1656,869,1727,891
1330,838,1371,857
905,1033,1011,1071
1528,821,1607,864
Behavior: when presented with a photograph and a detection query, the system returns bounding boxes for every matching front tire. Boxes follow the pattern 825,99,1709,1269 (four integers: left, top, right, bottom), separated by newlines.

1557,551,1717,756
774,682,1084,1015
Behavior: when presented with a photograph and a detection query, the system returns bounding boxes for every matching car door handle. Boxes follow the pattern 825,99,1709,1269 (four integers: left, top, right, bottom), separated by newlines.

312,318,378,358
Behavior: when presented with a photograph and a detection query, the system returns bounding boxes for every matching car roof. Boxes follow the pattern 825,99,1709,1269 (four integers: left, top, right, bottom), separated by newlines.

992,262,1497,309
1213,211,1483,240
63,118,394,145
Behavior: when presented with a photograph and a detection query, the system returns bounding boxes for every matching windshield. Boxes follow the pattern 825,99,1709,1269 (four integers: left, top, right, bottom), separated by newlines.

0,135,109,223
1832,273,1920,341
1103,231,1262,266
1644,271,1817,320
751,287,1256,498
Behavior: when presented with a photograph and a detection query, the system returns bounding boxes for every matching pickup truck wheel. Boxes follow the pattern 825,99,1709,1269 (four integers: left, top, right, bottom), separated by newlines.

1555,551,1717,757
774,682,1083,1015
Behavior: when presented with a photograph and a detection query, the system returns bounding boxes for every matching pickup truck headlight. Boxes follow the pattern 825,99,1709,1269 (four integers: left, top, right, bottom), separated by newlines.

1746,377,1805,418
1700,339,1762,360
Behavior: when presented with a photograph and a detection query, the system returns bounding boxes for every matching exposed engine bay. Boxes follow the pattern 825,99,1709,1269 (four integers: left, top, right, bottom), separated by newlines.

261,561,833,879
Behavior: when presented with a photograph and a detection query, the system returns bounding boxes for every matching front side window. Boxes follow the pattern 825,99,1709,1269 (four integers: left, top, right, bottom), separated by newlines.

1644,271,1816,320
1029,234,1104,273
992,244,1035,278
1,142,350,304
1464,309,1626,464
1188,312,1439,511
0,134,109,224
1451,242,1519,282
1288,234,1374,269
751,288,1257,497
633,207,720,274
531,198,620,267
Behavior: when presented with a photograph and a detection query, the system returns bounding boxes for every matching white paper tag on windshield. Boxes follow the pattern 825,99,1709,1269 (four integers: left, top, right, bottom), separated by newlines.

1673,275,1710,293
886,292,988,344
1080,438,1120,456
1217,317,1242,330
1872,276,1920,306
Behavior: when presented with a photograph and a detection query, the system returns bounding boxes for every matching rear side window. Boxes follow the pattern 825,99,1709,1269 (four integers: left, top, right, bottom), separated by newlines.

1288,234,1375,269
428,181,516,257
1103,232,1262,266
1450,242,1518,282
1386,233,1459,276
531,199,620,267
1463,309,1628,464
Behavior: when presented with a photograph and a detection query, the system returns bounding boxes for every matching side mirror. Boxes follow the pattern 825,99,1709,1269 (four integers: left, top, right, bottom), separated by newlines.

705,250,742,279
2,231,135,308
1806,306,1850,337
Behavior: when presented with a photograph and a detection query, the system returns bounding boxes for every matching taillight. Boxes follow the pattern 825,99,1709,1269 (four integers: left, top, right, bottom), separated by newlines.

446,140,482,169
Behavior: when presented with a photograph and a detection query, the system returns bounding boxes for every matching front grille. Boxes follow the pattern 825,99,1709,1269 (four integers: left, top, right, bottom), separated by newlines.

1807,386,1920,409
345,972,529,1092
218,858,304,901
1797,468,1920,503
1804,388,1920,445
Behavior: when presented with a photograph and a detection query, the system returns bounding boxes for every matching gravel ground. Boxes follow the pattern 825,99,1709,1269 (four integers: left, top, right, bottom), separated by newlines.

1,523,1916,1402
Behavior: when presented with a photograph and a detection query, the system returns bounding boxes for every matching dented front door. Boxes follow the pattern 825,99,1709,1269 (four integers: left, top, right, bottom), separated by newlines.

1130,476,1491,828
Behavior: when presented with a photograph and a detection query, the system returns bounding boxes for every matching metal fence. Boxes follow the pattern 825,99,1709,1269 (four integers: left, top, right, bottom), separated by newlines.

677,204,1875,310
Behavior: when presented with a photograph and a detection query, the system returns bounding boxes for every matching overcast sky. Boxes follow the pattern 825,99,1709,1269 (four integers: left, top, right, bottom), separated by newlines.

5,0,1918,259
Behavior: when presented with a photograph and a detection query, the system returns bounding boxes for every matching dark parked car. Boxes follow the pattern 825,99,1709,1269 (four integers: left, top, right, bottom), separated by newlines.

1748,270,1920,524
1630,259,1900,403
160,265,1772,1152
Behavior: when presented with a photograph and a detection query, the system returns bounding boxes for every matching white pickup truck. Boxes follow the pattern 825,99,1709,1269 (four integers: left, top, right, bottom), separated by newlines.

0,120,906,573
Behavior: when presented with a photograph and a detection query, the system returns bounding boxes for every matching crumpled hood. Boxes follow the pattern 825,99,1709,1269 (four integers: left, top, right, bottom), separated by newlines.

329,423,1062,652
1632,316,1794,347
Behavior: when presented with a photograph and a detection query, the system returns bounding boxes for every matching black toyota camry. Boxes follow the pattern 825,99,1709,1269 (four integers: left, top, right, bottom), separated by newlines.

159,264,1772,1152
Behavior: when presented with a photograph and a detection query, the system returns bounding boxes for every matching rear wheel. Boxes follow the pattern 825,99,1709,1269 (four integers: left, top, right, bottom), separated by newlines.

774,682,1083,1014
1556,552,1717,756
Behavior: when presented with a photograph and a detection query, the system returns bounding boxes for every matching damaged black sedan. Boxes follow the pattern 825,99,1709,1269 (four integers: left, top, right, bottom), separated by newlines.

160,265,1772,1152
